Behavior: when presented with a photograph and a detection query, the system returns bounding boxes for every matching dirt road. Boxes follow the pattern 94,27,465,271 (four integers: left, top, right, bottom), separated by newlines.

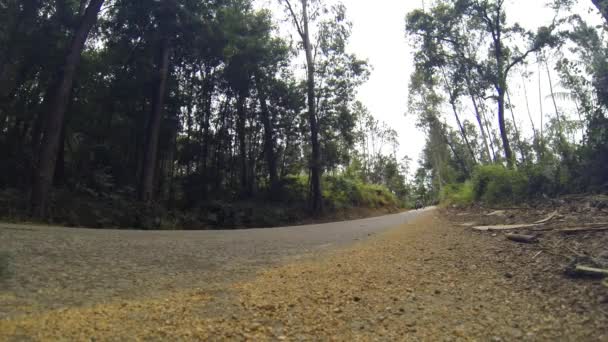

1,208,606,340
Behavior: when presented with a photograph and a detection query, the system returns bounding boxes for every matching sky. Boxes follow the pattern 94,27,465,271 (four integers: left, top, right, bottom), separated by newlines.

342,0,423,164
258,0,603,171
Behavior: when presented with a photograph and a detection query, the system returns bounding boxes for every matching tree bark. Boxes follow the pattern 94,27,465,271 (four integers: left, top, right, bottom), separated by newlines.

30,0,105,217
139,37,170,203
470,94,492,162
200,68,214,195
488,1,514,168
236,91,249,197
162,115,178,206
440,68,477,165
497,89,514,167
302,0,323,215
256,75,279,197
506,90,527,164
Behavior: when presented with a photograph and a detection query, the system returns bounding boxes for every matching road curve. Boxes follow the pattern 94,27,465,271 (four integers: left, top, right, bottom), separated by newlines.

0,208,431,318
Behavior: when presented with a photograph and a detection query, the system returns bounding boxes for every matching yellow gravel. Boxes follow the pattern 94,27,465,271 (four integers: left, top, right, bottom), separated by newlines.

1,211,606,341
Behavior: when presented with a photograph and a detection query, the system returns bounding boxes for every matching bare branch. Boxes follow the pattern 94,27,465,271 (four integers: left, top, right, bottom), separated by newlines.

281,0,305,39
505,45,542,75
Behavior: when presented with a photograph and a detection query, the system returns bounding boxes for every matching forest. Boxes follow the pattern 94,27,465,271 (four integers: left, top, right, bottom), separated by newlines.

0,0,410,228
406,0,608,207
1,0,607,230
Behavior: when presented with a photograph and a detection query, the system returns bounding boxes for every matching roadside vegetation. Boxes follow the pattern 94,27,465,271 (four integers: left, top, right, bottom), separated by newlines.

0,0,413,229
406,0,608,207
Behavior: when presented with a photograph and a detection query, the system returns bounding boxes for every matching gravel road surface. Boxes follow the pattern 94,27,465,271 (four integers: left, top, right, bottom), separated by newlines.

0,209,426,319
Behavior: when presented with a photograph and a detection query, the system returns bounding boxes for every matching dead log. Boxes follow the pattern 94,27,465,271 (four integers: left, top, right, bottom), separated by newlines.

506,233,539,244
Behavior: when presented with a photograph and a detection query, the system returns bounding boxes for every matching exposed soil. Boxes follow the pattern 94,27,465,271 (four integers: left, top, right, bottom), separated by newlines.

1,209,607,340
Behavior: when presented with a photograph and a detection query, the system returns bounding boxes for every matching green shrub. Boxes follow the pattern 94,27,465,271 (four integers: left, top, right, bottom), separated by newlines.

323,175,399,210
280,175,309,204
472,165,528,205
440,181,474,206
522,163,558,198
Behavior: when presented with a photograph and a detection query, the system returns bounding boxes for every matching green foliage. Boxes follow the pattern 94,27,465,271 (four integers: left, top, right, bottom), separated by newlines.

323,175,399,210
279,175,309,204
471,165,528,205
440,182,474,207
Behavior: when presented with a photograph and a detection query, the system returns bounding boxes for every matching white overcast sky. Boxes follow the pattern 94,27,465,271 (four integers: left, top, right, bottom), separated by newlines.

257,0,602,169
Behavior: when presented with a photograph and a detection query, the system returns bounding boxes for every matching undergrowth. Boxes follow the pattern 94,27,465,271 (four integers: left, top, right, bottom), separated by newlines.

0,174,400,229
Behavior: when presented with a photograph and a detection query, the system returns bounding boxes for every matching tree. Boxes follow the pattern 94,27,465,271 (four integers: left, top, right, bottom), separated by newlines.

30,0,106,217
279,0,323,214
466,0,557,167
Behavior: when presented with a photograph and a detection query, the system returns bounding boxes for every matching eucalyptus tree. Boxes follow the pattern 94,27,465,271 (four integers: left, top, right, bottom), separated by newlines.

463,0,559,167
30,0,106,217
314,4,369,173
278,0,365,213
406,2,483,166
278,0,323,213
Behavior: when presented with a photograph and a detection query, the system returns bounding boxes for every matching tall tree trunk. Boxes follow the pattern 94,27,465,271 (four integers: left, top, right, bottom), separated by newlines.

538,61,545,153
497,89,514,167
200,69,214,195
449,99,477,164
256,76,279,197
484,111,498,161
138,37,170,203
30,0,105,217
491,3,514,168
236,92,249,197
441,68,477,165
506,90,527,164
545,60,565,142
521,73,538,138
162,116,178,206
302,0,322,214
470,92,492,163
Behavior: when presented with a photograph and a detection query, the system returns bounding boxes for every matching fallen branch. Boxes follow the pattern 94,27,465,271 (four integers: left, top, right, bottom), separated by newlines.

568,265,608,278
506,233,539,244
558,226,608,234
473,223,542,231
486,210,506,217
534,211,558,224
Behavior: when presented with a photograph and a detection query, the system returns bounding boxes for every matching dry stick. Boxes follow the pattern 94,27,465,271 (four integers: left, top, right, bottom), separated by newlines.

571,265,608,278
473,223,543,231
532,224,608,232
534,210,558,224
559,226,608,234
